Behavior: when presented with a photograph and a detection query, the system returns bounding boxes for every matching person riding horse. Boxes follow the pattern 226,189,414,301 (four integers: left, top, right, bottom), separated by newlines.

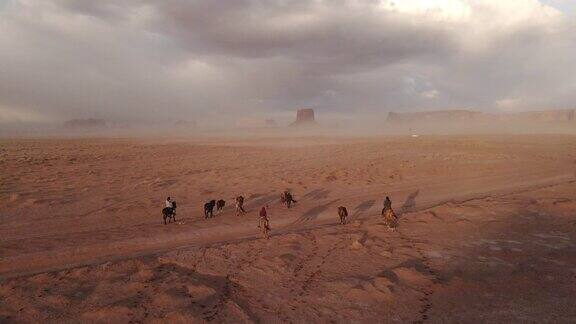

381,196,397,229
162,197,177,225
281,191,297,208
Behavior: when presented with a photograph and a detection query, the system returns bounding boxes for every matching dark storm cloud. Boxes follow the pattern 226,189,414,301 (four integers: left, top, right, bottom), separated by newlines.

151,1,456,65
0,0,574,124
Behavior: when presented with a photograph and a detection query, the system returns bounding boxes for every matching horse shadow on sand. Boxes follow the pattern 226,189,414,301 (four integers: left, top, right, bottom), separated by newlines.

296,199,339,224
399,190,419,214
303,189,330,200
350,200,376,221
245,193,280,210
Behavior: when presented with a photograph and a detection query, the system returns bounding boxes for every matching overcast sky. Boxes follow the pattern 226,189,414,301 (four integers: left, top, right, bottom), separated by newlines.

0,0,575,124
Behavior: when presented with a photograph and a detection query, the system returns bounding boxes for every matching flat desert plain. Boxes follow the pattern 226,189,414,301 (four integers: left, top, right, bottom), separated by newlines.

1,135,576,323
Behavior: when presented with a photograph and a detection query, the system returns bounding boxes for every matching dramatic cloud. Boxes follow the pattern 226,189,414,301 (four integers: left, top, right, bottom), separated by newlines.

0,0,574,124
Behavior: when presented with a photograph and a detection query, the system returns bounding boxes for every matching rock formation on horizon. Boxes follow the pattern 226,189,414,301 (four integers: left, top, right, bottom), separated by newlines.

290,108,318,127
506,109,575,122
387,109,576,123
235,117,278,128
387,110,488,122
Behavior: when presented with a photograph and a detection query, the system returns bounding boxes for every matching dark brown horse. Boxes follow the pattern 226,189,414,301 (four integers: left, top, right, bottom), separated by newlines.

338,206,348,224
216,199,226,213
235,196,246,216
204,200,216,219
162,201,177,225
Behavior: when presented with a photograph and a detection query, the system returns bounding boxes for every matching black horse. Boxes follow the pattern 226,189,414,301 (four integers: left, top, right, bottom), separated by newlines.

204,200,216,219
162,201,177,225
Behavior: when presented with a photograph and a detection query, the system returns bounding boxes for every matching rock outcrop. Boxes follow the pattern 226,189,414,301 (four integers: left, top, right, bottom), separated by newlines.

387,109,576,123
504,110,575,122
387,110,488,122
235,118,277,128
290,108,318,127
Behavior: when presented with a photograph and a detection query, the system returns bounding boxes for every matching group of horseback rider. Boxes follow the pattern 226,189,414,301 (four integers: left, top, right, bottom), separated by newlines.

162,191,398,235
163,195,248,224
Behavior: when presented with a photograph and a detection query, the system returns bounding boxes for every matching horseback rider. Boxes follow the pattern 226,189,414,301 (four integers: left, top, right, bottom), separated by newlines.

166,197,173,209
383,196,392,211
381,196,397,229
162,196,177,224
283,191,297,208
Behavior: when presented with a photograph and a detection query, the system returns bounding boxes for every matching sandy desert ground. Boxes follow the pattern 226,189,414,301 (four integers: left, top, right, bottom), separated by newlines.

1,134,576,323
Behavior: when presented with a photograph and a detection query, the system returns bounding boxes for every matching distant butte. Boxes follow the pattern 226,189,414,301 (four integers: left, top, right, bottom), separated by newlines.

290,108,318,127
387,109,576,123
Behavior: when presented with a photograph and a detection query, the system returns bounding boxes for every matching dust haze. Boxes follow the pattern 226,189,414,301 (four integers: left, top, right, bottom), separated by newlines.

1,1,576,323
1,0,576,127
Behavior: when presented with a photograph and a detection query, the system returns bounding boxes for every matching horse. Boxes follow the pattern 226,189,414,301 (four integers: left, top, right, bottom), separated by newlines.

259,217,271,239
338,206,348,224
382,207,398,229
204,200,216,219
216,199,226,213
162,201,177,225
235,196,246,216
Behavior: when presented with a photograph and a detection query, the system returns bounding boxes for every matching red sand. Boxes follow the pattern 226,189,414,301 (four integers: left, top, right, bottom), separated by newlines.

1,135,575,322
